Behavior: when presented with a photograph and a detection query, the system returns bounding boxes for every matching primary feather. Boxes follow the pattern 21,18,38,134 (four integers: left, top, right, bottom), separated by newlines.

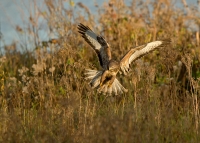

78,23,111,69
120,39,171,75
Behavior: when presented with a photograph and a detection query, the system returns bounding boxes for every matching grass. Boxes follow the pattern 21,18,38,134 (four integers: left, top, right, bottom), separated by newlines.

0,0,200,142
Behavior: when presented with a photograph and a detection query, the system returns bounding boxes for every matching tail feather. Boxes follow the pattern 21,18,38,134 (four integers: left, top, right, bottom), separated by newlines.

85,69,128,95
90,77,101,89
112,78,128,94
85,69,101,79
103,85,108,93
85,69,102,88
112,82,118,95
108,86,113,95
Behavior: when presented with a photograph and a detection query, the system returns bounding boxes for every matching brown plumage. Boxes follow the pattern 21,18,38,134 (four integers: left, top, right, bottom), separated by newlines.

78,23,171,95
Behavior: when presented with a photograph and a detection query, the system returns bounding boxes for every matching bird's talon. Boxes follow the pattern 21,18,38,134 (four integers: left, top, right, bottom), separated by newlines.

100,82,103,87
108,83,112,88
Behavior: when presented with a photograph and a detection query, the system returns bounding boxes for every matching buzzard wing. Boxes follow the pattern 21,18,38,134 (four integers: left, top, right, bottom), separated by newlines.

78,23,111,69
120,39,171,75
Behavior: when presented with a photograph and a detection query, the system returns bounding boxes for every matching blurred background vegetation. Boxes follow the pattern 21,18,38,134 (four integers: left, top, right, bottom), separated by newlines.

0,0,200,142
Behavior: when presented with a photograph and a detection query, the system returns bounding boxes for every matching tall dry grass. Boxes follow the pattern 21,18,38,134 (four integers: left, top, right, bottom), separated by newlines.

0,0,200,142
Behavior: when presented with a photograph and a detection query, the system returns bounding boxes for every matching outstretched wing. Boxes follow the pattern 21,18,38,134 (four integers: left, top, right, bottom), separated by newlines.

120,39,171,75
78,23,111,69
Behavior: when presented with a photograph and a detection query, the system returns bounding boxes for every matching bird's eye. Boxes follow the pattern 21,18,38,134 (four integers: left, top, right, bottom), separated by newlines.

110,69,115,72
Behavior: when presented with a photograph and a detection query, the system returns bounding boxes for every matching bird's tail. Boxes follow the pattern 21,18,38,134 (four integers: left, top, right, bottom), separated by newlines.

85,69,103,89
85,69,128,95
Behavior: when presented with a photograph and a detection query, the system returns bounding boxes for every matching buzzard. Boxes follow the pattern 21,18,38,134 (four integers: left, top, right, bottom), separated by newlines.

78,23,171,95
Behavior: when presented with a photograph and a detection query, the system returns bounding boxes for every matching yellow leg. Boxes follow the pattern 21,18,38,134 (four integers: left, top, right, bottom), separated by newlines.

100,70,108,87
108,82,112,88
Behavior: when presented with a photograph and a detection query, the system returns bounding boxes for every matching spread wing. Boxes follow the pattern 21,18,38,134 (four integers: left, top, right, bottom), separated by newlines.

120,39,171,75
78,23,111,69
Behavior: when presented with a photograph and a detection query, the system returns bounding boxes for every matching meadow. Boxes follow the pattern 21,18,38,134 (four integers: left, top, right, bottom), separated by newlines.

0,0,200,142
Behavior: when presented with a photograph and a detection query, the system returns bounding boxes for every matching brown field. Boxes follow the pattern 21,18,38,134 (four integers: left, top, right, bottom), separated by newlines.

0,0,200,142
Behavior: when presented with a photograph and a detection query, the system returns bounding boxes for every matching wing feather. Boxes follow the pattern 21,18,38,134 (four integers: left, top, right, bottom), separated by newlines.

120,39,171,75
78,23,111,69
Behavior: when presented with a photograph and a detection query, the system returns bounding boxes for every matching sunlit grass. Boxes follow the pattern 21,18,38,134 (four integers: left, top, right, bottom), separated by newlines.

0,0,200,142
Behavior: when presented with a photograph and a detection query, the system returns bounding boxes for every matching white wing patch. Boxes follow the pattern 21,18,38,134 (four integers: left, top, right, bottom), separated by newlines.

119,40,171,75
85,30,101,50
129,41,162,63
78,23,111,69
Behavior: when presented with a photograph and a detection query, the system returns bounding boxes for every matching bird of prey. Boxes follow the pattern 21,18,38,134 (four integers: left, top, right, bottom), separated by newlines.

78,23,171,95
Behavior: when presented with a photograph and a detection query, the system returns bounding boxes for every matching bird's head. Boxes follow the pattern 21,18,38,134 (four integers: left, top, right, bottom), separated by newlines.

108,60,120,73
